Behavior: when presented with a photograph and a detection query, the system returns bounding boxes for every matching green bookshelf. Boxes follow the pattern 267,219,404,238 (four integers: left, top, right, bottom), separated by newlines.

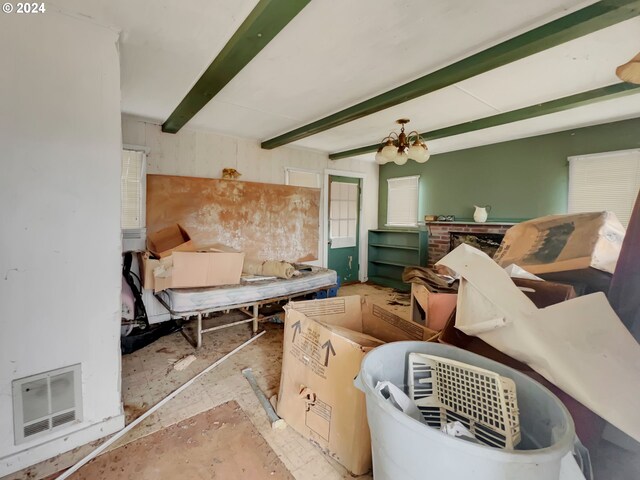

367,229,428,292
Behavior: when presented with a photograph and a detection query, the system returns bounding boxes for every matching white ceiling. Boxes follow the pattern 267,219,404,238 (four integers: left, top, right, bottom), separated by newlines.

294,16,640,153
50,0,640,159
49,0,260,122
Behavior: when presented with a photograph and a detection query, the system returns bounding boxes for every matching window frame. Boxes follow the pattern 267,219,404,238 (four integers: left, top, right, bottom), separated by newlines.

284,167,321,188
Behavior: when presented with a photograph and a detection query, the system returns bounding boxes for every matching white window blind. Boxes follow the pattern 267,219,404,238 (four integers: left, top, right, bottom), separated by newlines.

121,149,146,229
387,175,419,226
568,149,640,227
285,168,321,188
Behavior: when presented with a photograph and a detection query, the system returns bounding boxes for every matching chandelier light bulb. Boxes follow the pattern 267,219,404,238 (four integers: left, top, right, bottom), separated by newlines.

394,150,409,165
375,150,388,164
381,143,397,160
409,143,430,163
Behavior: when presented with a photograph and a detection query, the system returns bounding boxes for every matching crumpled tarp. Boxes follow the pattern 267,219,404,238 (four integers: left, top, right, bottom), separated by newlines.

437,244,640,442
402,265,457,293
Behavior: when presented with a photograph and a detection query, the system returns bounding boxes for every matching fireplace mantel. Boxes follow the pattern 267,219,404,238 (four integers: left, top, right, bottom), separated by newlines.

426,220,518,226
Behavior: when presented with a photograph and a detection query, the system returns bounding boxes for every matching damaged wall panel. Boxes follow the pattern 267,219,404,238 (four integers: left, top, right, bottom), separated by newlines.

147,174,320,262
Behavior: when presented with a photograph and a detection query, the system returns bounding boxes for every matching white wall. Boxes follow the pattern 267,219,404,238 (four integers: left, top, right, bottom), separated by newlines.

122,116,379,279
0,11,124,475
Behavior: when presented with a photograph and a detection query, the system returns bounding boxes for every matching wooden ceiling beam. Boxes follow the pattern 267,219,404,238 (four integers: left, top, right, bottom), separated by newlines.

328,83,640,160
162,0,311,134
262,0,640,149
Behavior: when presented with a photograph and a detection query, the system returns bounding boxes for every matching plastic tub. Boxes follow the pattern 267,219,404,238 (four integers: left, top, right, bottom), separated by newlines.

355,341,588,480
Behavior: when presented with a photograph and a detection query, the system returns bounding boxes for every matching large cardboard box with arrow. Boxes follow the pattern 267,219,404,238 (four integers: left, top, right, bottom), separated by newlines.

276,295,437,475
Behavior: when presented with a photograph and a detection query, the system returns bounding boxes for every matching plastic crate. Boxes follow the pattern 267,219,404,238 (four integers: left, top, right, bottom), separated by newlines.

408,353,521,450
312,289,328,299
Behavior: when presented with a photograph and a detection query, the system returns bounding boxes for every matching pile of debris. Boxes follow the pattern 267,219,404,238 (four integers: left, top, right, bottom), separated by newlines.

273,211,639,479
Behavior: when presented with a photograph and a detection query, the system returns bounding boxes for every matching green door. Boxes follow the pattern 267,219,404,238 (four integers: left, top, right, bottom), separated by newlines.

327,175,360,284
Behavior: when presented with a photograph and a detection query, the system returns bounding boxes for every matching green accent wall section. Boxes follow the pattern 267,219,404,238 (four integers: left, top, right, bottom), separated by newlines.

162,0,311,134
262,0,640,150
378,117,640,226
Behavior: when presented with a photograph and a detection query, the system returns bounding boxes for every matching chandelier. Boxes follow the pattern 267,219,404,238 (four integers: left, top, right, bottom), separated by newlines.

375,119,430,165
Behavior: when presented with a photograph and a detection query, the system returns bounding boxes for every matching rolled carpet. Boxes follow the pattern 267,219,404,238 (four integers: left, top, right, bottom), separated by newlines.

243,259,295,279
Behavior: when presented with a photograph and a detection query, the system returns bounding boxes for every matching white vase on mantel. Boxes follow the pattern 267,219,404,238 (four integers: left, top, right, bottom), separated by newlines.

473,205,491,223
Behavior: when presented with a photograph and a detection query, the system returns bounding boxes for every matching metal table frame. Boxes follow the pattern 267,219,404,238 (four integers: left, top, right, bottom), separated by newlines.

155,285,336,349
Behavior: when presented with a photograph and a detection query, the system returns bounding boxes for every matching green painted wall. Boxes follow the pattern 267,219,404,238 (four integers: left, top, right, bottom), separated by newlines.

378,117,640,226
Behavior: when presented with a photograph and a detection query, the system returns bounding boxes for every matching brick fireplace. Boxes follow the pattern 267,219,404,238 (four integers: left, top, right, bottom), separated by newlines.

426,221,515,266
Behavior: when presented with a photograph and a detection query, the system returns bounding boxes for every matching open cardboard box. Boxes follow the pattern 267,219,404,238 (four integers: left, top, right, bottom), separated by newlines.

142,245,245,292
277,295,437,475
141,253,169,290
410,283,458,330
410,278,577,331
147,224,194,258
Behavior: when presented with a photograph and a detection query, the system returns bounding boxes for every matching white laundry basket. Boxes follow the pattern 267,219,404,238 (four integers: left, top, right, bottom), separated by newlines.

354,341,590,480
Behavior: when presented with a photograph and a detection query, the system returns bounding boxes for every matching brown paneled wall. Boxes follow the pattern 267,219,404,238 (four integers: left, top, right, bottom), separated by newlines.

146,174,320,262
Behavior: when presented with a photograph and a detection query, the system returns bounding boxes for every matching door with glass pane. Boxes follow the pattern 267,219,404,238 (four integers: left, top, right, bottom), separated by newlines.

327,175,360,284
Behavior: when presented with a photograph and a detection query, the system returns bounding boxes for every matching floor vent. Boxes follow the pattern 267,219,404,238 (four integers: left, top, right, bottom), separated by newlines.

13,364,83,445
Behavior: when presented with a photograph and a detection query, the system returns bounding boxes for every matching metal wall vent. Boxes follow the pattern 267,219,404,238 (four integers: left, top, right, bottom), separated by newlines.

23,419,49,437
52,410,76,427
122,227,147,252
12,364,83,445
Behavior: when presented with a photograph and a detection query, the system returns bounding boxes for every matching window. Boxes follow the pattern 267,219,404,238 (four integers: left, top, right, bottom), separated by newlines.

285,167,321,188
568,149,640,227
387,175,419,227
121,148,146,230
329,181,359,248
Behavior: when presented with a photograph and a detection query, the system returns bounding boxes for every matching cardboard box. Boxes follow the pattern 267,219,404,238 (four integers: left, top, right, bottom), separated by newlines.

142,246,245,292
410,283,457,330
277,296,437,475
494,212,624,275
410,278,576,330
141,253,165,290
147,224,195,258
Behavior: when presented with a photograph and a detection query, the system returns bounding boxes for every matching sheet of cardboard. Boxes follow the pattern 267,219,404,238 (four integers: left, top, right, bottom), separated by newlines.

494,212,624,274
438,244,640,442
277,296,436,475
